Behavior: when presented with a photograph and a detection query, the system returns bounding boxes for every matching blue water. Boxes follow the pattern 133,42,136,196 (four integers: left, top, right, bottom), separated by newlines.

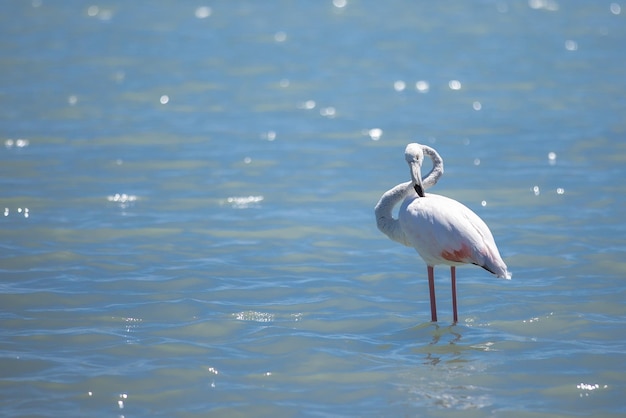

1,1,625,416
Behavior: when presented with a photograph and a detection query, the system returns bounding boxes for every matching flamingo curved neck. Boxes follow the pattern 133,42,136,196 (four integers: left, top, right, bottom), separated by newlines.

421,145,444,189
374,144,444,246
374,181,413,246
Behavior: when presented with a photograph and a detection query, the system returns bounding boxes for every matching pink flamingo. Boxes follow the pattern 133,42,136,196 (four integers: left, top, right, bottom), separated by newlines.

374,143,511,323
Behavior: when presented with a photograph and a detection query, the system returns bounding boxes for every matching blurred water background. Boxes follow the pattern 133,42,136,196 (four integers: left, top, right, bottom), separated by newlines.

1,0,625,416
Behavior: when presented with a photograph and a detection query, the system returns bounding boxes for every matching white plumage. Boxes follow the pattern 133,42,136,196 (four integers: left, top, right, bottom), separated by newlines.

375,143,510,322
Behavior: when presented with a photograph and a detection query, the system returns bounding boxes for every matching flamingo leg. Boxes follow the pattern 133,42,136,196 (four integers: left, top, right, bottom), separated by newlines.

451,266,458,324
427,265,437,322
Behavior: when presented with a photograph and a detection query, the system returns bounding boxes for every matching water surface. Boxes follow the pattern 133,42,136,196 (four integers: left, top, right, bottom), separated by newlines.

1,1,625,416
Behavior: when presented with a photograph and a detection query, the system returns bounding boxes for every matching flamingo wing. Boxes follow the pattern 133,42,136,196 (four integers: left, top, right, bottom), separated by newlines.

399,194,508,277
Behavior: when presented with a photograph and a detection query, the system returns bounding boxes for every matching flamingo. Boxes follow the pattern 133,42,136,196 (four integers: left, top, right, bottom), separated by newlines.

374,143,511,323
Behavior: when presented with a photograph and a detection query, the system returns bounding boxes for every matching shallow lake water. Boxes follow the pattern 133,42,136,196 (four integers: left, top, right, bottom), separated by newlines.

1,1,625,416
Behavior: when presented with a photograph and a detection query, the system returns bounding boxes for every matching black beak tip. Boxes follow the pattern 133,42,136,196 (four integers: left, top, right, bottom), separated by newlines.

414,184,425,197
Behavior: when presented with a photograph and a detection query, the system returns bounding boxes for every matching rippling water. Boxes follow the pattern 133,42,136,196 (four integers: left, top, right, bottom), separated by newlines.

2,1,625,416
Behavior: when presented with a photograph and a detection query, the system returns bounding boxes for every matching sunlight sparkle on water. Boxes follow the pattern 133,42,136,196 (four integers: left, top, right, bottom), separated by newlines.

5,138,29,148
577,383,608,397
87,5,99,17
107,194,137,210
117,393,127,409
393,80,406,92
320,106,336,118
368,128,383,141
86,5,113,20
234,311,274,322
528,0,559,11
4,207,30,218
226,196,264,209
415,80,429,93
448,80,462,90
194,6,212,19
548,151,557,165
274,31,287,42
107,194,137,203
610,3,621,14
262,130,277,141
565,40,578,51
298,100,316,110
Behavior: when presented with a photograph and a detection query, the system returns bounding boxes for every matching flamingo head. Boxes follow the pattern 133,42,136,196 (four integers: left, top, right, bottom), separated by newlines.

405,143,425,197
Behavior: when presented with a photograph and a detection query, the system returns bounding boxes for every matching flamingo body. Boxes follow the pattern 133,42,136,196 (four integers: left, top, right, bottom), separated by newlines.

399,192,510,278
374,143,510,323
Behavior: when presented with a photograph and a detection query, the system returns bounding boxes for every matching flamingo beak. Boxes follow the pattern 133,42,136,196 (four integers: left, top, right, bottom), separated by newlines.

410,161,425,197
